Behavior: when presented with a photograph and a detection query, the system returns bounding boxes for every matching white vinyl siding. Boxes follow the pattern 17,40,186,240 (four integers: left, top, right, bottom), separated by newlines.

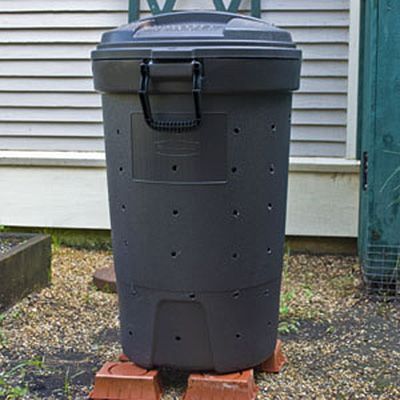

0,0,349,157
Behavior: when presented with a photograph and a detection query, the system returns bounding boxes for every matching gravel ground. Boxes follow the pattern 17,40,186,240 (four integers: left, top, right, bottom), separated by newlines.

0,236,26,255
0,247,399,399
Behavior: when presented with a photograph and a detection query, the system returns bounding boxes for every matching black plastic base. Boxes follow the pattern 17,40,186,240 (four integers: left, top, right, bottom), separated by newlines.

118,281,280,373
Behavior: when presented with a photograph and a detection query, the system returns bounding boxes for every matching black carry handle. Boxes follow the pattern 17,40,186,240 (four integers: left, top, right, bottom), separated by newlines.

139,60,203,132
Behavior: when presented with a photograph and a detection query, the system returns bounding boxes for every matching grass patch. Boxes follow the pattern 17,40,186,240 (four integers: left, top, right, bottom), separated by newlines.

0,227,111,251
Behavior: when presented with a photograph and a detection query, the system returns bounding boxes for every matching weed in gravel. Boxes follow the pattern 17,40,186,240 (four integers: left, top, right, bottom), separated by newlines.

0,379,29,400
0,357,44,399
51,238,62,253
279,290,300,333
278,284,320,334
325,325,336,334
279,289,295,317
278,320,300,334
63,367,73,400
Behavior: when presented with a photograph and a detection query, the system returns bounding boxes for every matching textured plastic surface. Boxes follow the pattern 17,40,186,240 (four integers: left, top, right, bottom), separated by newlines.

92,11,300,61
92,11,301,373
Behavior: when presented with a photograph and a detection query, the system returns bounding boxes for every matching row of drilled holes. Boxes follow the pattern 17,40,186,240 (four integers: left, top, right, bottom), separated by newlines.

121,240,273,258
234,125,277,135
127,283,273,342
128,331,272,341
128,287,270,303
171,330,277,342
122,205,272,215
119,163,275,175
169,249,272,259
122,206,272,216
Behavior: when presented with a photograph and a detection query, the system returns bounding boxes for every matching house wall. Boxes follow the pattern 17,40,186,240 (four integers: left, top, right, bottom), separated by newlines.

0,155,359,236
0,0,360,236
0,0,350,157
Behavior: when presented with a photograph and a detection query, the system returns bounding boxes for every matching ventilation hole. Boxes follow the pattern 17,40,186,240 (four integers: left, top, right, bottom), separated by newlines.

117,129,121,135
269,164,275,175
172,165,178,172
267,248,272,255
171,251,177,258
175,336,182,342
189,293,196,300
232,209,240,218
264,289,270,296
231,167,237,174
236,333,242,339
172,209,179,216
267,203,273,211
121,204,126,212
128,330,133,336
233,290,240,299
124,240,128,246
267,321,272,326
119,167,124,173
232,253,239,260
271,124,277,132
233,127,241,135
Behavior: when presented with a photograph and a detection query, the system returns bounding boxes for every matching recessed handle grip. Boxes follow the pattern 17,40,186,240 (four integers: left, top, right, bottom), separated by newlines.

139,60,203,132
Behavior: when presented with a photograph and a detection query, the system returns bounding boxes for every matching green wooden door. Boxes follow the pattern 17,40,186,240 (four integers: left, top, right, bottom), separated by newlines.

359,0,400,293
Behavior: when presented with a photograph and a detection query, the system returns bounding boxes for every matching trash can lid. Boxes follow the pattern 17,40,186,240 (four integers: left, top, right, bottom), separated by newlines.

92,11,301,60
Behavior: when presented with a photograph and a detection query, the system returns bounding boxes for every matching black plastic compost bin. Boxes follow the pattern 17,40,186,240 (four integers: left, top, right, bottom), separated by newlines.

92,11,301,373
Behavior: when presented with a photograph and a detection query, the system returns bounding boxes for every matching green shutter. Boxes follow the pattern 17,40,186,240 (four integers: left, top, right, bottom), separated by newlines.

213,0,242,13
128,0,261,22
147,0,177,14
